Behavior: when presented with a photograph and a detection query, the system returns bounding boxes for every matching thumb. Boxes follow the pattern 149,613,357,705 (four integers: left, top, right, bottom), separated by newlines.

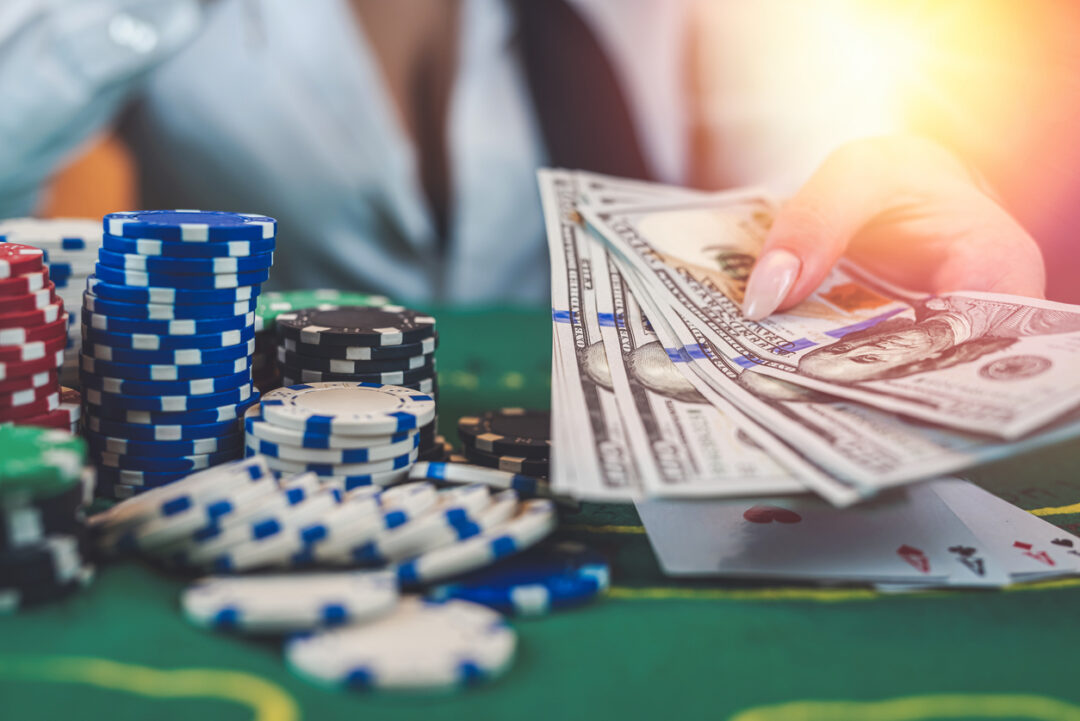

741,140,901,320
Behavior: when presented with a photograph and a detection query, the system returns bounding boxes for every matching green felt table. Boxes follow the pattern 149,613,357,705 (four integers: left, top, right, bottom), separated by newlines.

3,307,1080,721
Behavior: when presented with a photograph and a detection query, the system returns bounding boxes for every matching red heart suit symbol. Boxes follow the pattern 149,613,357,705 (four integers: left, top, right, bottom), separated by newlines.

742,505,802,524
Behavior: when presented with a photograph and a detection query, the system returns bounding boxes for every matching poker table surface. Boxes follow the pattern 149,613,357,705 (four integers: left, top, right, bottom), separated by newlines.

4,306,1080,721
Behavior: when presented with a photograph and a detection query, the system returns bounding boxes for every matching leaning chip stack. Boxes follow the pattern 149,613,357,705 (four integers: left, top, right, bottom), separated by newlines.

254,290,390,393
0,241,67,427
273,305,441,458
245,382,436,488
0,218,102,388
458,408,551,477
79,210,275,499
0,424,95,611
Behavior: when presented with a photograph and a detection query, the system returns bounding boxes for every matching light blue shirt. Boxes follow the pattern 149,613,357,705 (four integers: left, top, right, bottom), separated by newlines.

0,0,693,304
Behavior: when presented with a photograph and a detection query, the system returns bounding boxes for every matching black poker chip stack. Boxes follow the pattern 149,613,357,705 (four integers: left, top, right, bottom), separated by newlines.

273,304,442,459
457,408,551,477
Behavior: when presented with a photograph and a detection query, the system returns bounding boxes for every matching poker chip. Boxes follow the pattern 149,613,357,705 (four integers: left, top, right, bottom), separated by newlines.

0,270,49,297
408,462,574,509
0,425,85,499
306,468,411,492
277,347,433,374
84,293,258,320
87,276,261,305
93,447,241,472
97,248,274,274
85,383,253,412
0,300,63,329
0,483,86,551
0,218,102,248
18,387,81,431
86,394,259,426
462,447,549,477
256,290,390,335
0,335,66,363
0,370,56,394
182,571,398,633
81,324,256,351
260,383,436,436
251,448,420,477
428,541,609,616
82,337,255,365
0,349,66,381
284,597,516,692
0,315,67,346
81,308,256,336
102,234,277,258
244,406,415,450
2,286,58,313
277,305,436,347
279,334,437,362
457,409,551,459
79,355,251,382
396,499,557,586
93,263,270,291
246,433,419,465
0,384,56,411
0,244,45,279
104,210,276,242
84,430,242,458
85,415,241,442
79,367,252,397
277,363,435,386
0,392,60,422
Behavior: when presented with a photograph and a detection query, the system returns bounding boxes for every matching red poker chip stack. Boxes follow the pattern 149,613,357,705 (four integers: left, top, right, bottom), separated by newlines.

0,243,75,432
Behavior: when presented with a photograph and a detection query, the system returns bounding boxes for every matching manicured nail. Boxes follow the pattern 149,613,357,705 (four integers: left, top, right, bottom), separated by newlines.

741,249,801,321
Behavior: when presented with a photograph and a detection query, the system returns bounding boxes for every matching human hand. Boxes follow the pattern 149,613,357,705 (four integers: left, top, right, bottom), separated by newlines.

741,135,1046,320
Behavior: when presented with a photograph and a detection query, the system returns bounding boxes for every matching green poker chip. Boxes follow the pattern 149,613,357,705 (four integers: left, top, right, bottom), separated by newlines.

255,289,390,334
0,425,86,500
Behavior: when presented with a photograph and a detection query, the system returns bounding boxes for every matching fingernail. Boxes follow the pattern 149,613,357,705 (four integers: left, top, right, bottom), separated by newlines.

741,249,801,321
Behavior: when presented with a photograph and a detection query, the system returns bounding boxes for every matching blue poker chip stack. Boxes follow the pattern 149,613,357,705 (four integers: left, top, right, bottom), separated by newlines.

78,210,276,499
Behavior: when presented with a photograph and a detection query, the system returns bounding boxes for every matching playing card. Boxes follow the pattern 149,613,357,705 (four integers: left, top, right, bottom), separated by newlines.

636,480,1009,586
931,478,1080,582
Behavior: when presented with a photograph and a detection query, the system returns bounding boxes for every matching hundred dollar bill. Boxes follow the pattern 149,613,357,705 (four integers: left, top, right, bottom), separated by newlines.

581,193,1080,440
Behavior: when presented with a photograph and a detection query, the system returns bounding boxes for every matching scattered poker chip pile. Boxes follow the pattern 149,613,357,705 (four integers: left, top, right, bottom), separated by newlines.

244,381,437,487
0,241,73,428
0,425,95,611
0,218,102,388
78,211,275,500
253,289,390,393
456,408,552,477
89,396,605,692
273,305,443,459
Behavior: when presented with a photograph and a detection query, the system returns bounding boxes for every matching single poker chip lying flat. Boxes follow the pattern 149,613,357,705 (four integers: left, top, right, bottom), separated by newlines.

0,334,66,363
0,300,63,329
2,286,58,313
84,430,242,458
0,217,102,249
0,243,45,279
395,499,557,586
0,349,64,382
0,425,85,499
102,233,276,258
81,324,255,351
81,337,255,366
462,446,549,477
284,597,516,692
97,248,274,275
104,210,276,242
84,384,253,412
86,275,261,305
182,570,398,634
246,433,419,464
0,391,60,422
0,370,56,394
0,315,67,347
79,354,251,382
276,347,432,374
457,408,551,459
428,541,609,616
0,383,57,411
243,406,415,450
280,334,436,360
260,383,436,436
84,393,258,426
79,368,251,397
277,362,435,387
280,375,436,397
250,447,419,477
85,415,241,442
91,446,241,473
84,293,258,320
93,263,269,291
16,388,81,431
81,309,255,336
276,305,436,347
0,270,49,297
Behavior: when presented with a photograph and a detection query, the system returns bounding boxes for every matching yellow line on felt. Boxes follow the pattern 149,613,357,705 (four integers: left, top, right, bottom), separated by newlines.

1028,501,1080,517
728,694,1080,721
0,656,299,721
561,523,646,534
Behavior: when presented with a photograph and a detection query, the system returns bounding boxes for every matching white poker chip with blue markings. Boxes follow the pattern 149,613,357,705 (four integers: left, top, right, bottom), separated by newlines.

97,248,274,275
246,433,419,464
82,337,255,365
243,405,415,450
395,499,556,586
252,447,419,476
309,482,440,564
307,468,411,492
84,293,258,320
94,263,270,291
183,571,398,634
87,276,261,305
81,324,255,351
86,414,241,442
87,393,258,426
79,367,251,397
0,217,102,248
259,383,436,436
81,309,255,336
105,210,276,242
85,383,253,412
284,597,516,692
102,234,276,258
80,354,250,382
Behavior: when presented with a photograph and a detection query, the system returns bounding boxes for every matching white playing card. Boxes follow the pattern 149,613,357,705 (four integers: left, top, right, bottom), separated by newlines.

931,478,1080,582
636,480,1009,586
